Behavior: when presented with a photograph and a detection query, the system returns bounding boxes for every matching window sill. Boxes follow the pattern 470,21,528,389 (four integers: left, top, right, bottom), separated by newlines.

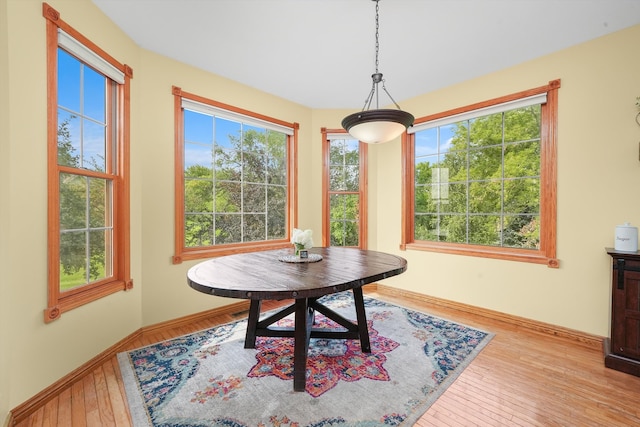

173,241,293,264
45,279,132,323
401,241,559,268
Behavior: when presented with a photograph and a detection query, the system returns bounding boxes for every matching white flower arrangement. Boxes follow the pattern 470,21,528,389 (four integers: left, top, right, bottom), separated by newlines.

291,228,314,253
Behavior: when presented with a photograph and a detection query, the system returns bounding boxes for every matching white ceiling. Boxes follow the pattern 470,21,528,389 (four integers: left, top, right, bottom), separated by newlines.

91,0,640,109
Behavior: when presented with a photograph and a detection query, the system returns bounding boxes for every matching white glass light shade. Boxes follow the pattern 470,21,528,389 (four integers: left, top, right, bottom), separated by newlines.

342,109,414,144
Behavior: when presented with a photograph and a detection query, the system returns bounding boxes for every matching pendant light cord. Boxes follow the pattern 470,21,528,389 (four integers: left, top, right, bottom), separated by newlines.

374,0,380,75
362,0,402,112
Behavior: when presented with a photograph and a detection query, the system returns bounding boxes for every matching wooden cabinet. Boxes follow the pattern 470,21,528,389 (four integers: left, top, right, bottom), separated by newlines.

605,248,640,376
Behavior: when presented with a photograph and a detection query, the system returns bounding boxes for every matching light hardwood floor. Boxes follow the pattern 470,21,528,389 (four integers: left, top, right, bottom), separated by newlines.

10,289,640,426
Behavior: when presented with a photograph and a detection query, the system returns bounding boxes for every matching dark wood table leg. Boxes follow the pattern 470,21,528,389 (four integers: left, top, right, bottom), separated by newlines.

244,299,261,349
352,287,371,353
293,298,313,391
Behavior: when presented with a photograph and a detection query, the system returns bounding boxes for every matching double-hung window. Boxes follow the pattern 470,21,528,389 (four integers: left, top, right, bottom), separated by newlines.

321,129,368,248
173,88,298,263
402,80,560,267
44,4,133,322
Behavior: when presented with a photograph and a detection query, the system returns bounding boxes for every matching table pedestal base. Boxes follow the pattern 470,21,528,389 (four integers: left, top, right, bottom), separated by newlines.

244,287,371,391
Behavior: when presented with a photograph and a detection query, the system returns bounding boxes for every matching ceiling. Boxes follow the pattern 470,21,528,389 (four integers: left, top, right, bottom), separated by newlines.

91,0,640,110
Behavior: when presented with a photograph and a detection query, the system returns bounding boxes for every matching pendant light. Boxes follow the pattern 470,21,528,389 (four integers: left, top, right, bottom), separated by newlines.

342,0,414,144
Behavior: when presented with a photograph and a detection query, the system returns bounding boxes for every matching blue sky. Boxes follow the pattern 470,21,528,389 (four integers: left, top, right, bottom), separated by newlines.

57,48,107,171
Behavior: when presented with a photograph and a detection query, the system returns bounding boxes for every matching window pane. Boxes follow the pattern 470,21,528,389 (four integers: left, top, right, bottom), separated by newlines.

414,214,439,241
185,110,213,144
214,148,242,181
329,139,345,165
414,127,438,156
345,194,359,220
267,131,287,155
83,65,106,123
57,109,81,167
57,51,109,173
244,214,266,242
329,223,342,246
243,125,267,155
415,185,433,214
243,152,266,183
447,122,469,153
329,139,360,167
243,183,266,213
266,132,287,185
185,214,214,247
88,177,110,228
330,220,359,246
215,117,240,149
504,178,539,214
468,146,502,180
504,141,540,178
504,106,540,142
185,143,214,172
215,214,242,244
185,178,213,213
415,156,437,185
330,194,359,220
60,173,86,230
83,118,106,171
469,215,501,246
344,139,359,164
343,221,359,246
468,181,501,214
57,49,81,113
329,165,345,191
88,229,109,281
60,231,86,291
330,164,360,191
503,215,539,249
443,150,467,179
215,181,241,213
440,214,467,243
469,114,503,148
267,186,286,239
267,155,286,185
446,183,468,214
344,165,359,191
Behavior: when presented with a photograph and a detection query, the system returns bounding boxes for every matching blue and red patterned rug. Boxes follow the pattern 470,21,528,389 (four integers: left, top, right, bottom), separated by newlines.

118,293,493,426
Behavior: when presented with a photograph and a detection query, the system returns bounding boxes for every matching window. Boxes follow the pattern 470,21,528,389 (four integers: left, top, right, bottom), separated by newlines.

173,87,298,263
321,129,368,248
401,80,559,267
44,4,133,322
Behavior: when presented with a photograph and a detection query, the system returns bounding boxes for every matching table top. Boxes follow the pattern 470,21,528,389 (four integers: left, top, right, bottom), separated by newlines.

187,247,408,300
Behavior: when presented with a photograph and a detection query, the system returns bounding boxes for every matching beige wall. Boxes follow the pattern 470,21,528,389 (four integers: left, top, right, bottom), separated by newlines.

3,0,640,423
1,0,10,422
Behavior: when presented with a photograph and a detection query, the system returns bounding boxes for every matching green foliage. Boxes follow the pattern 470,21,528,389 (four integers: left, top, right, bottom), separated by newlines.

415,106,541,249
183,120,288,247
328,139,361,247
57,118,109,290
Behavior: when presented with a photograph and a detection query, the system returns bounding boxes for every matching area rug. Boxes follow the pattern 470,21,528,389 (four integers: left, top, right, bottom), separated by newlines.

118,292,493,426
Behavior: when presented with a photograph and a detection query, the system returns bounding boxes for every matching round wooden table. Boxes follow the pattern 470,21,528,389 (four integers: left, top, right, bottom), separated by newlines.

187,246,408,391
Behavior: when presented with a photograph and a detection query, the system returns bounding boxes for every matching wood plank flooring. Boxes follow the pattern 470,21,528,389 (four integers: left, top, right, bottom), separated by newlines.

11,291,640,426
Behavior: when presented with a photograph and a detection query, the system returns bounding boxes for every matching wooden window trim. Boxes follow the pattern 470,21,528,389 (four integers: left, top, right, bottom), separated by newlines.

401,80,560,268
172,87,299,264
44,3,133,323
320,128,368,249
